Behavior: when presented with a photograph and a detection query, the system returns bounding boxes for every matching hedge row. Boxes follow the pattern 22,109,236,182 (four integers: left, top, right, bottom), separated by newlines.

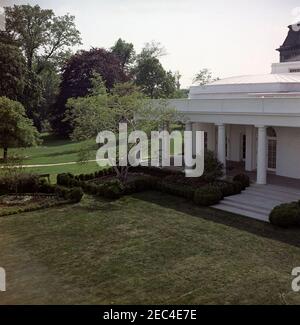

0,200,71,217
0,174,83,203
56,171,250,207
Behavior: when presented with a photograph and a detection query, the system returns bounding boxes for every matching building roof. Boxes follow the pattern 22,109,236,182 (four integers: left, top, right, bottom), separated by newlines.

189,73,300,99
210,73,300,85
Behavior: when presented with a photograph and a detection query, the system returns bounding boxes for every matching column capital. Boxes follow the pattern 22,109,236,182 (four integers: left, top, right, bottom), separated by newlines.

255,125,266,129
215,123,225,127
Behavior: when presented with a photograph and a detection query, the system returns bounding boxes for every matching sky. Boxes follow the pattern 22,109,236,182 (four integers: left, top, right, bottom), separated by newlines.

1,0,300,87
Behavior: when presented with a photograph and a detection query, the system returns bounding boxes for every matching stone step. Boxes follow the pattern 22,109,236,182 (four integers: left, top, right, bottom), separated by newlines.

223,195,279,211
213,202,269,222
246,187,300,202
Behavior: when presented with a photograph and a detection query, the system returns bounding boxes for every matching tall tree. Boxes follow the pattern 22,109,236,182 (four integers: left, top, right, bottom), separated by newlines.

4,4,81,73
65,76,182,183
0,42,26,100
111,38,135,70
52,48,128,136
0,97,40,162
3,4,81,129
134,42,177,99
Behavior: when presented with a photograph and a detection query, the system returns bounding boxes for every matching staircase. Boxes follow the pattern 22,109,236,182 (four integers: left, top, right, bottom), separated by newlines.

213,184,300,222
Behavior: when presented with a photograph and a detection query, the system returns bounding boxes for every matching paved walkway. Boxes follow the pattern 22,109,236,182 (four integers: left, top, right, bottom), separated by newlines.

213,183,300,222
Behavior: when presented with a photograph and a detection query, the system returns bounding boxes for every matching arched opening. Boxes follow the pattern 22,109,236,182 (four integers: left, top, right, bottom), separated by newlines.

267,127,277,171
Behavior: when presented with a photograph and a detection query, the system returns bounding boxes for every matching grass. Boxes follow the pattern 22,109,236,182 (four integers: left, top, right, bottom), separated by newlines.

6,134,101,182
4,132,183,182
1,191,300,305
11,134,96,166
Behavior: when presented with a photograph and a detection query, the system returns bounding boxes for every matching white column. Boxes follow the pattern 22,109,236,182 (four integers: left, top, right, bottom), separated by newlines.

185,122,193,168
256,125,267,185
216,123,226,171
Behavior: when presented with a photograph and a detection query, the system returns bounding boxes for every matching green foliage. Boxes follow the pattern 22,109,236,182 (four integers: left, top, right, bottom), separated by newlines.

193,185,223,206
213,180,244,197
0,42,26,100
111,38,135,69
233,173,250,189
157,181,196,200
3,4,81,129
0,173,40,195
269,202,300,228
202,150,224,182
0,97,40,161
4,4,81,72
65,77,183,183
67,187,84,203
134,55,177,99
52,48,128,136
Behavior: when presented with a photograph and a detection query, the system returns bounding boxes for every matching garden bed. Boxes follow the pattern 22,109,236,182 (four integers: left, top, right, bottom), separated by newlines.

0,193,69,217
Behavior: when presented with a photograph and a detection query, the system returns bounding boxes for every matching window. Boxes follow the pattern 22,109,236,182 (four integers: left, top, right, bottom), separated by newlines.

267,127,277,170
290,68,300,73
242,134,246,160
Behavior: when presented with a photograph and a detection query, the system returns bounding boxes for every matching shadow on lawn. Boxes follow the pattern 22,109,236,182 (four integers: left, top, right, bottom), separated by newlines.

132,191,300,249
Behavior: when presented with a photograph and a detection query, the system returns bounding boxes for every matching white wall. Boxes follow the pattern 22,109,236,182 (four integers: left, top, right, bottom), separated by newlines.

276,127,300,179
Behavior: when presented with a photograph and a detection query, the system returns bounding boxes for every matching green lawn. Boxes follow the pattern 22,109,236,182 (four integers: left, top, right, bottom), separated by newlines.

6,134,101,182
11,134,96,166
0,191,300,305
5,133,182,182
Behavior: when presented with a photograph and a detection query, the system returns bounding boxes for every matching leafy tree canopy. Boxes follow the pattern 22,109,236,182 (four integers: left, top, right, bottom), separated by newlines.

0,42,26,101
0,97,40,161
52,48,129,136
4,4,81,73
65,74,183,182
111,38,135,70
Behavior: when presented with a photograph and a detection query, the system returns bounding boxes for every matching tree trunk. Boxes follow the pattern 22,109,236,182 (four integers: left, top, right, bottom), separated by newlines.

3,147,8,162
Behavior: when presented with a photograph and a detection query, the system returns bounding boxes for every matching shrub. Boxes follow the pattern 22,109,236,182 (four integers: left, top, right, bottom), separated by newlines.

67,187,84,203
0,173,40,194
38,180,56,194
269,202,300,228
157,182,196,200
233,173,250,189
96,180,124,199
130,166,183,178
193,185,223,206
214,180,245,197
201,150,224,183
214,181,237,198
55,186,70,199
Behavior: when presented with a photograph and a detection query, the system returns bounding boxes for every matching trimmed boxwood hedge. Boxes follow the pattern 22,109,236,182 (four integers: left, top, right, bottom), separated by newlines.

56,171,248,205
269,202,300,228
232,173,250,189
193,185,223,206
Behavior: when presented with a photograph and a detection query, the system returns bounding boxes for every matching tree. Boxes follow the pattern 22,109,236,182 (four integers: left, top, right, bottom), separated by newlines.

0,97,40,162
0,42,26,100
65,75,183,183
3,4,81,130
4,4,81,73
111,38,135,70
193,68,219,85
52,48,128,136
134,42,177,99
134,56,177,98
